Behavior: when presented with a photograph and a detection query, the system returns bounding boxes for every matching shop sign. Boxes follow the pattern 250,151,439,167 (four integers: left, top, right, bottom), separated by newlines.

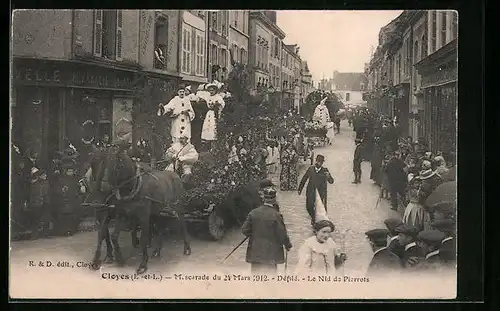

14,62,139,91
421,65,457,88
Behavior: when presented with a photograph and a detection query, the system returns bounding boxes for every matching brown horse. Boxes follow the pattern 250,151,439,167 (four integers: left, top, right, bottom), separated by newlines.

92,145,191,274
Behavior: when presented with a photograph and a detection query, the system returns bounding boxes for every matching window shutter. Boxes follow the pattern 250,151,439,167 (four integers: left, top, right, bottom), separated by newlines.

115,10,123,61
93,10,103,57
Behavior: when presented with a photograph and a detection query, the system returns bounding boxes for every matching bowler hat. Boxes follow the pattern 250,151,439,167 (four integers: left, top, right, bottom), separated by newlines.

316,154,325,162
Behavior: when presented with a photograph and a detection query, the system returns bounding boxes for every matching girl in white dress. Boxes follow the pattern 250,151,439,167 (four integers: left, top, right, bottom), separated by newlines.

295,193,347,275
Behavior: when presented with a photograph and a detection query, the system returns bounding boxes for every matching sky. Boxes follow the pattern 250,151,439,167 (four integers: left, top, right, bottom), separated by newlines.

277,10,403,83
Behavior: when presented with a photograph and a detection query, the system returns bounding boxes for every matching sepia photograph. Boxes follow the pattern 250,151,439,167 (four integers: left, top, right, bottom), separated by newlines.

10,9,458,300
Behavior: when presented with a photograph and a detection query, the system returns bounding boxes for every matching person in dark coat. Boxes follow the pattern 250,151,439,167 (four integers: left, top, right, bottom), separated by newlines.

430,218,456,266
334,116,341,134
385,150,408,211
27,167,51,238
298,154,335,225
384,218,404,258
394,223,421,267
352,138,363,184
365,228,404,277
242,187,292,274
53,155,82,236
11,143,30,235
370,138,383,185
407,230,446,271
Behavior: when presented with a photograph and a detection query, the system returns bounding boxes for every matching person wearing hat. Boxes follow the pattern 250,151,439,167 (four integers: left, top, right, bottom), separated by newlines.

53,155,82,236
242,187,292,275
280,143,299,191
365,228,404,277
200,82,225,146
352,138,363,184
157,85,195,144
312,97,331,128
26,167,51,238
370,136,384,186
295,193,347,274
298,154,334,226
385,150,408,211
394,223,421,267
430,218,456,265
384,218,404,258
164,135,199,181
417,161,443,208
409,229,446,271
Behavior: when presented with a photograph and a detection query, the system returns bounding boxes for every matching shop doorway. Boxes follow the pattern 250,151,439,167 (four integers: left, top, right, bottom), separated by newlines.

13,87,61,167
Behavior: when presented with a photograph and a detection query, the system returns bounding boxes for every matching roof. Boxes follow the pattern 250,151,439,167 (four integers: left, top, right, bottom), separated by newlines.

332,72,368,91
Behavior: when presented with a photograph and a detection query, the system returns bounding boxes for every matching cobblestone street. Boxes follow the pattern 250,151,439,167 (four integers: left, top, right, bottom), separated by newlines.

10,122,398,283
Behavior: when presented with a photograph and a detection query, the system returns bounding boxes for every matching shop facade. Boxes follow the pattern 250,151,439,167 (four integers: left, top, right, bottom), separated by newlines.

12,57,141,167
415,39,457,154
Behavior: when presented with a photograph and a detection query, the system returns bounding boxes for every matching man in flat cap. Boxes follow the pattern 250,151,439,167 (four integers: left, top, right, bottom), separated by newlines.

298,154,334,226
242,187,292,275
365,228,404,277
412,229,446,271
384,218,404,258
394,223,421,267
431,219,456,266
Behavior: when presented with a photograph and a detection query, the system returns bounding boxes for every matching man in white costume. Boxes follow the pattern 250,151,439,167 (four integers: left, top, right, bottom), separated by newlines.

157,86,195,143
201,82,225,142
164,135,199,178
313,97,331,127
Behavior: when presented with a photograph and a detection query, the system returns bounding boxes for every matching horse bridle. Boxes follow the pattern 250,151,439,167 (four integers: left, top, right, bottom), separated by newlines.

106,152,144,202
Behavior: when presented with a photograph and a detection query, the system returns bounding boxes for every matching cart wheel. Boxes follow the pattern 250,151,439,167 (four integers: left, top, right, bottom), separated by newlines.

207,209,225,241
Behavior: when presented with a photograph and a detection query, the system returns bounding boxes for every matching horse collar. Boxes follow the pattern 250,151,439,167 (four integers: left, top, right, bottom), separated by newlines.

115,164,143,201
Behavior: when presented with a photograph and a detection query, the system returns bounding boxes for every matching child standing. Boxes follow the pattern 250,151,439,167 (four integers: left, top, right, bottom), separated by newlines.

295,219,347,275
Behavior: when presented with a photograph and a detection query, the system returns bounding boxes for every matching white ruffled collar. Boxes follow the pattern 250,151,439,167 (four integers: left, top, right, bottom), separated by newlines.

305,236,336,255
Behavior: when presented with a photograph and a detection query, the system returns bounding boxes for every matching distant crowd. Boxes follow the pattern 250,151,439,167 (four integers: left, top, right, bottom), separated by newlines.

349,107,457,272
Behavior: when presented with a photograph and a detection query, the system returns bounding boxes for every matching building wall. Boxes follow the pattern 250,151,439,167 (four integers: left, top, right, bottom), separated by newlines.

180,11,208,83
249,19,272,86
334,91,364,104
138,10,179,73
410,13,428,139
12,10,73,59
281,47,294,89
228,10,249,71
121,10,140,63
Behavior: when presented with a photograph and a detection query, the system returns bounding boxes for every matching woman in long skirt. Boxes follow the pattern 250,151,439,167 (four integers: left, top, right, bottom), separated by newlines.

403,176,431,231
280,144,299,191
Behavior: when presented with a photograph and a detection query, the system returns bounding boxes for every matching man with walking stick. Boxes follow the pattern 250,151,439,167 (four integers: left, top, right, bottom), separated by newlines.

241,186,292,275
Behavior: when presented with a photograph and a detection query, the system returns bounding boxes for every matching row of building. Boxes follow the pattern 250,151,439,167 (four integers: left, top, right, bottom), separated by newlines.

11,10,316,167
317,70,369,108
364,10,458,154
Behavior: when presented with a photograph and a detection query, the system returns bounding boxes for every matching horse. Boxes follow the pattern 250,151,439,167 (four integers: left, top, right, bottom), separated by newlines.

90,144,191,274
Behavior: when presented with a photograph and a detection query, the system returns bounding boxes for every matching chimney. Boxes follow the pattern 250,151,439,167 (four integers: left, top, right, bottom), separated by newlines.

265,11,277,24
